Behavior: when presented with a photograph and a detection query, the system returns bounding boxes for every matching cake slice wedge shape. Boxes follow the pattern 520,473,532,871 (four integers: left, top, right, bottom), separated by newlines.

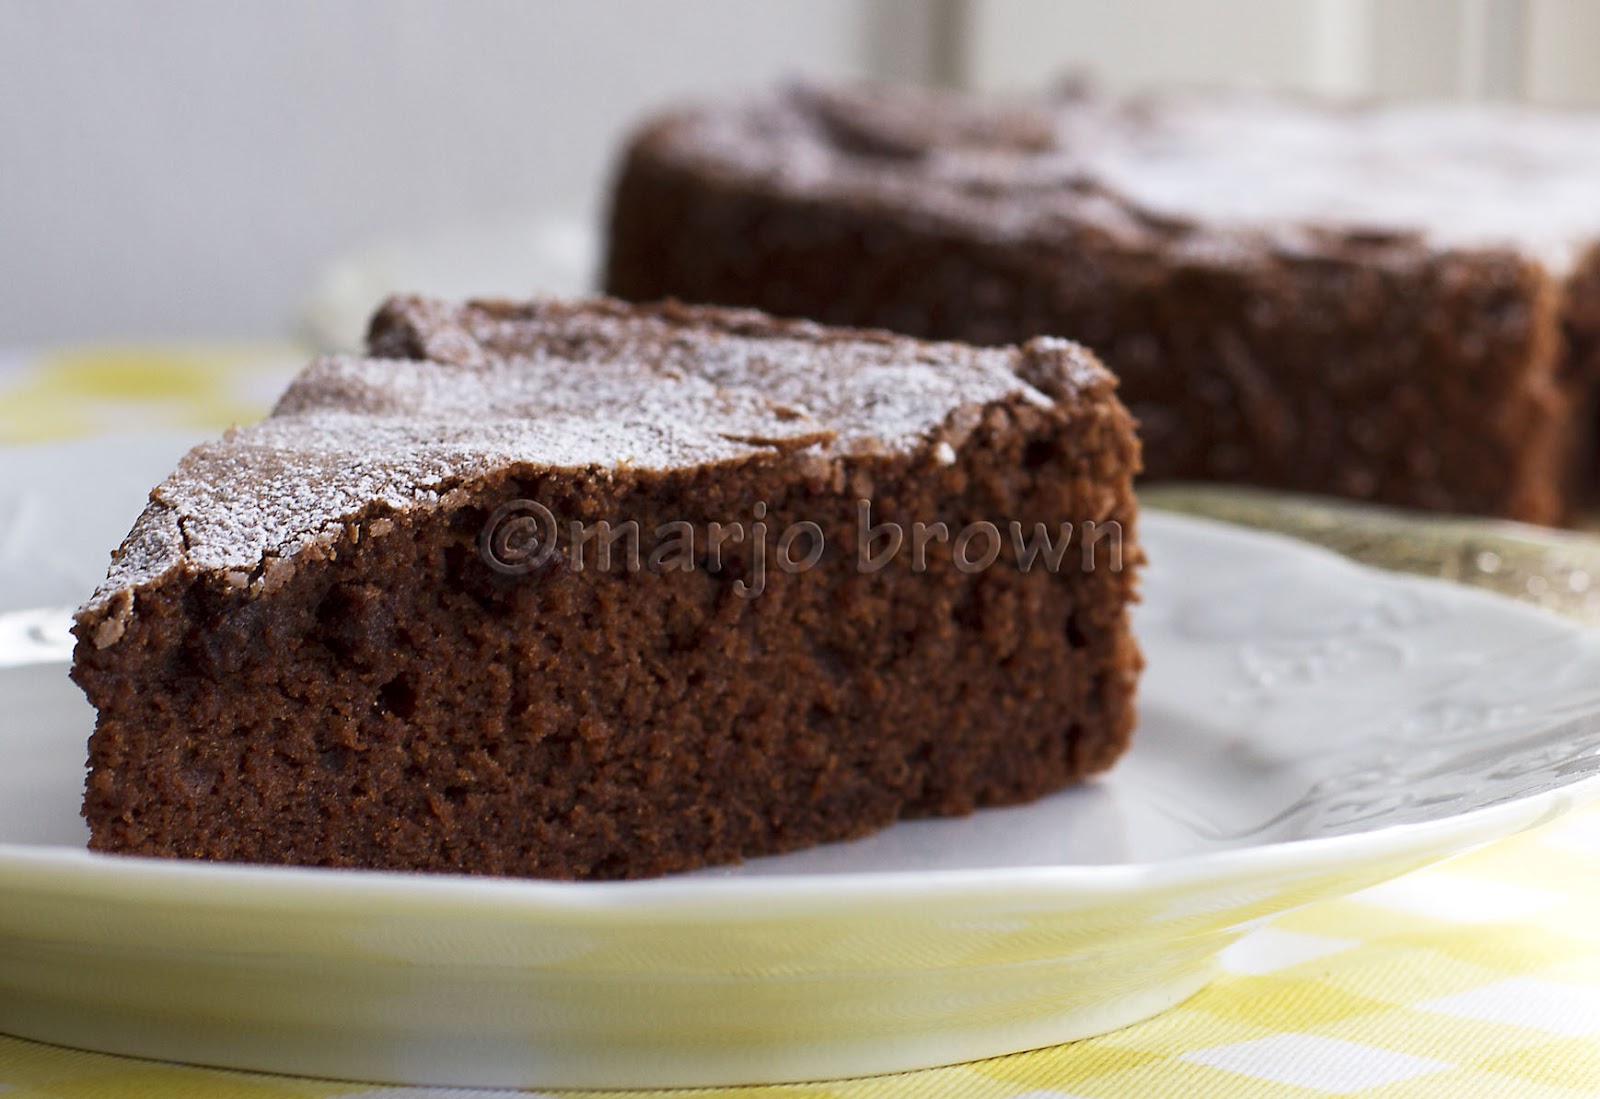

72,296,1142,879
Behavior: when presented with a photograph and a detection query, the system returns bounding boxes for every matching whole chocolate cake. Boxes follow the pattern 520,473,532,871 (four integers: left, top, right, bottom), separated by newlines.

72,296,1142,879
605,81,1600,524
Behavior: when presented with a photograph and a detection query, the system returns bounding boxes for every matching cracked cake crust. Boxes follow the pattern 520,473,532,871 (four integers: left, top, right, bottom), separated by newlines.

73,296,1143,879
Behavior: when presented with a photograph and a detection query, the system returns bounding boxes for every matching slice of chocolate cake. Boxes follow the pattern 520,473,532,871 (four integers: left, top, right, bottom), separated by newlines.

72,296,1142,880
605,81,1600,523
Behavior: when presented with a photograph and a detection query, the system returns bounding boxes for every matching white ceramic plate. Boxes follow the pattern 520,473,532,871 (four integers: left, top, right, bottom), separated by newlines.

5,437,1600,1089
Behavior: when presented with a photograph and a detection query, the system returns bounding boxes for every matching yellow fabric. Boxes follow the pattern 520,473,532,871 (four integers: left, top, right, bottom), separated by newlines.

0,345,302,442
4,347,1600,1097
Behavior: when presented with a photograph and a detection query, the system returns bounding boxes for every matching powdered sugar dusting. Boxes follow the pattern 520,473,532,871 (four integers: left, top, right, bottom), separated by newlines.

657,83,1600,274
1065,93,1600,273
81,297,1101,618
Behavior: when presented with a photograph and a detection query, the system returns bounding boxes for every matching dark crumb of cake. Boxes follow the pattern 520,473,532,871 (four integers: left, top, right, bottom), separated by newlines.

71,295,1143,880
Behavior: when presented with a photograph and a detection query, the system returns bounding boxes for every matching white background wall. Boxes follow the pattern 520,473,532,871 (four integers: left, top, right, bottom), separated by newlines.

2,0,1597,345
959,0,1600,101
0,0,911,344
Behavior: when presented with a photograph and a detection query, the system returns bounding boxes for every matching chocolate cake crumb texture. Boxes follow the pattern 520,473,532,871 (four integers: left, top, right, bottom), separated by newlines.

74,296,1143,880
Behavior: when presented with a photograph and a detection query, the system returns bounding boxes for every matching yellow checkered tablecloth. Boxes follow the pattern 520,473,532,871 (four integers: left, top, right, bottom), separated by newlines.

4,347,1600,1097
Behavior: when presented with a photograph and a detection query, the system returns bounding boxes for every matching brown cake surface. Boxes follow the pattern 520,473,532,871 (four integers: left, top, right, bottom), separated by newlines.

73,296,1142,880
605,81,1600,523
